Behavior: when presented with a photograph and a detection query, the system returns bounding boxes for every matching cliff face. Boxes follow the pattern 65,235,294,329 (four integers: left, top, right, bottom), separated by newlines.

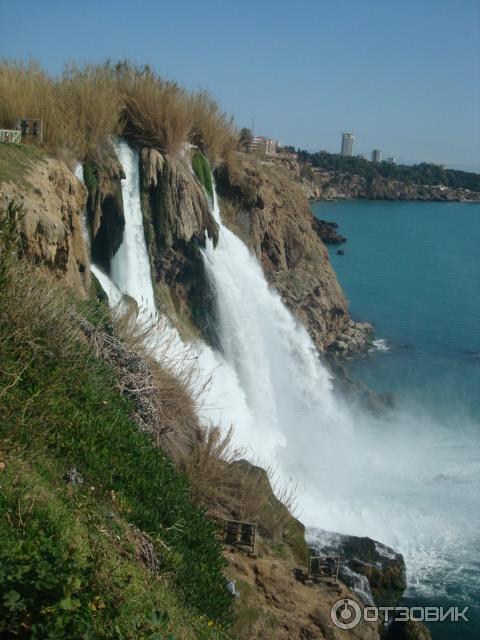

0,140,432,640
0,144,90,296
215,154,371,355
84,144,126,273
0,142,370,356
139,146,219,340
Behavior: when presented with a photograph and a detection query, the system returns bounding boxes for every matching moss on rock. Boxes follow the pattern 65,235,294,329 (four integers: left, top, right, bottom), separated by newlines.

192,150,214,201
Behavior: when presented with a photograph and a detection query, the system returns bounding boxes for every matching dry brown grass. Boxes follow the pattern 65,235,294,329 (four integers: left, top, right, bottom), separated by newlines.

0,202,82,398
120,71,194,158
111,305,299,542
57,63,123,160
0,59,238,165
112,307,208,457
190,90,237,168
0,61,57,144
177,423,300,541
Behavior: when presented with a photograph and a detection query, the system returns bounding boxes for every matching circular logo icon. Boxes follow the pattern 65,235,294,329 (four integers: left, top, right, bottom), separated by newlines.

331,598,362,629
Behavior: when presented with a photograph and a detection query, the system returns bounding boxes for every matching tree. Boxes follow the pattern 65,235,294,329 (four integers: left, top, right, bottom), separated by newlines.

238,127,253,151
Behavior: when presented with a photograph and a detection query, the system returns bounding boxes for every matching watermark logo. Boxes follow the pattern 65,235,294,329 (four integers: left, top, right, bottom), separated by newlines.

330,599,362,630
330,599,469,629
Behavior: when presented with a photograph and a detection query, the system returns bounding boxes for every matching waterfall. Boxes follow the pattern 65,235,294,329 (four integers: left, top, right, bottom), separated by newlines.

76,141,478,604
202,192,352,458
110,140,156,313
201,184,480,603
82,141,256,437
73,163,91,251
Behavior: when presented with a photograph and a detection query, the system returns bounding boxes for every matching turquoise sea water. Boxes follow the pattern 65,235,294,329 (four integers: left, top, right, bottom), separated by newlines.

311,200,480,639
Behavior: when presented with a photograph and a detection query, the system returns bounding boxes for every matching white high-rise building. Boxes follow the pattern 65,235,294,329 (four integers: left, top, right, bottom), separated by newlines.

372,149,382,163
341,132,355,156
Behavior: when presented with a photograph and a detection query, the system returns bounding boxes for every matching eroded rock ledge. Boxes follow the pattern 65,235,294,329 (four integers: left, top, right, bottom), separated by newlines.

0,146,90,296
215,154,372,356
84,143,126,273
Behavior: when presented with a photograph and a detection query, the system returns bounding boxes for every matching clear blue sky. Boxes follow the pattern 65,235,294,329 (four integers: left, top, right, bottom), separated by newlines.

1,0,479,170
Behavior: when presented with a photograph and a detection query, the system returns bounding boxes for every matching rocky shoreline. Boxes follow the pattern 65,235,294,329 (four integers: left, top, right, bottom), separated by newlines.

311,217,347,244
304,169,480,202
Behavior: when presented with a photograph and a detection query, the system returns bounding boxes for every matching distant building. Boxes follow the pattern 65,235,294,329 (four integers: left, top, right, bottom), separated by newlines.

357,153,368,160
387,157,396,165
251,136,277,156
341,132,354,156
371,149,382,163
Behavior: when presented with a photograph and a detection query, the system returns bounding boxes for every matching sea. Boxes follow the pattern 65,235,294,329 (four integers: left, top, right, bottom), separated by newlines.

311,199,480,640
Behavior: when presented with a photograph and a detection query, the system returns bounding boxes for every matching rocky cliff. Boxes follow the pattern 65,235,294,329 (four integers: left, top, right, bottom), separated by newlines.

139,146,219,340
215,154,371,356
0,140,432,640
308,169,480,202
0,144,90,296
84,143,126,272
0,142,371,357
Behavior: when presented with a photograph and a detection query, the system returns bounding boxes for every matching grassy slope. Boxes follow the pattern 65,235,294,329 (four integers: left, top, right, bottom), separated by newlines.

0,207,231,638
0,142,47,188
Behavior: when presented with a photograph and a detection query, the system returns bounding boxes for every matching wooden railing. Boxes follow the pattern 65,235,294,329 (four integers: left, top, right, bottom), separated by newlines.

0,130,22,144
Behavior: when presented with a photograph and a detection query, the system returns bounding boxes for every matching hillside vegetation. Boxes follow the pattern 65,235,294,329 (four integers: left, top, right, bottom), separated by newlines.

0,201,233,639
298,150,480,192
0,188,307,638
0,60,237,167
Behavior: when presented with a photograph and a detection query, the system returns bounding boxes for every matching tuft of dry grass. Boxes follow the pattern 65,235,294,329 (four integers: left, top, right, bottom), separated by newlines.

112,307,209,458
120,71,194,158
189,90,237,168
0,59,239,165
111,306,300,542
177,423,300,542
57,63,123,161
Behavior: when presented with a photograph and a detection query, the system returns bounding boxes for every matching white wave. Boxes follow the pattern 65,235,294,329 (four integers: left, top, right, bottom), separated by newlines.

370,338,390,352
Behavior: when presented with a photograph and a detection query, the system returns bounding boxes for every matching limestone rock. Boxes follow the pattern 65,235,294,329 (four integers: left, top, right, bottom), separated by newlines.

85,143,125,272
386,620,432,640
141,146,218,249
312,217,347,244
139,146,219,341
309,531,406,608
215,154,371,354
304,169,480,202
0,148,90,296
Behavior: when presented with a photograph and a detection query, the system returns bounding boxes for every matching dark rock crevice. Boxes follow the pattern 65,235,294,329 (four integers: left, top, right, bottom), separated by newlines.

84,143,126,273
138,146,220,343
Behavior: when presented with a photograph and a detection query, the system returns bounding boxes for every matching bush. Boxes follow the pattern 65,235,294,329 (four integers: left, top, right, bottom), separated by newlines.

0,532,97,638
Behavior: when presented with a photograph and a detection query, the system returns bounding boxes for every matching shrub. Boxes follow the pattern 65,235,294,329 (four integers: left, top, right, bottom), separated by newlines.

0,532,97,638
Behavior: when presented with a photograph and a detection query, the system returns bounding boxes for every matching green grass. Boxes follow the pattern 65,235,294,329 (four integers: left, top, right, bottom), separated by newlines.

0,142,46,189
0,203,232,639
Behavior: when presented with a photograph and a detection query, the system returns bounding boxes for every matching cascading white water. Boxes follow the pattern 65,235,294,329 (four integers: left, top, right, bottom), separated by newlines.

88,141,256,435
110,140,157,312
202,187,480,604
74,163,91,251
77,141,479,607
